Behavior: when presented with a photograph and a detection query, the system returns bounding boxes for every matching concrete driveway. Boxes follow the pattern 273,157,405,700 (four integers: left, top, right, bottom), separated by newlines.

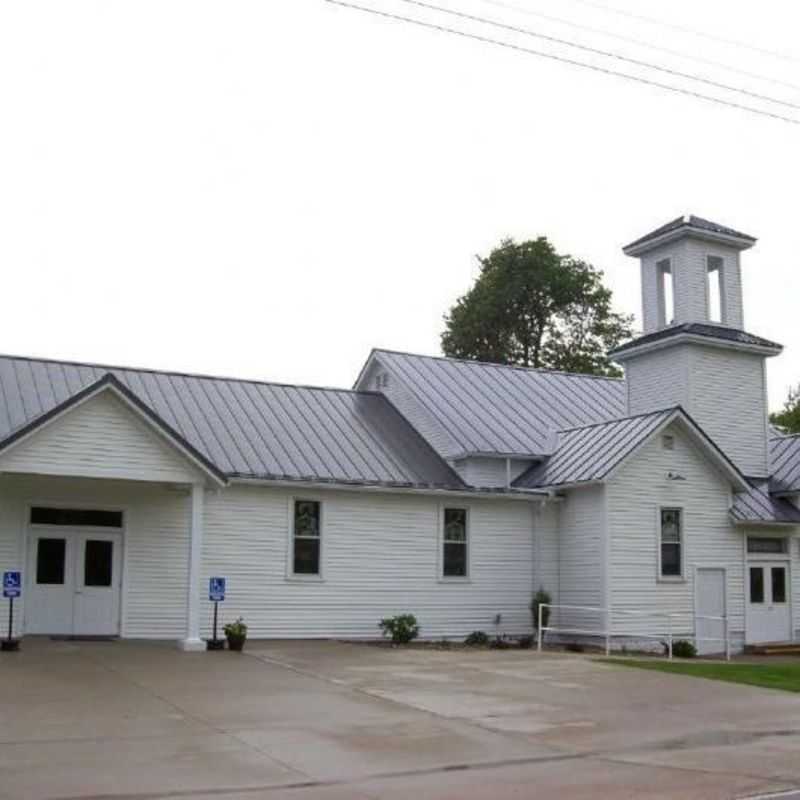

3,639,800,799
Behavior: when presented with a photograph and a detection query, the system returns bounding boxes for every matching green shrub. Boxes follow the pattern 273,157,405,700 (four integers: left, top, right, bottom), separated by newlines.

465,630,489,646
517,635,534,650
531,588,551,630
490,636,512,650
223,617,247,638
672,639,697,659
379,614,419,645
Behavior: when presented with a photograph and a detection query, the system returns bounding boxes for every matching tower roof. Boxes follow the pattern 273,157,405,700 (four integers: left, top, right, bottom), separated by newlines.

623,215,756,256
610,322,782,360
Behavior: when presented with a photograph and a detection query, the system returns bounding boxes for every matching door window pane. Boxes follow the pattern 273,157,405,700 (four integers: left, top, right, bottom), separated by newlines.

772,567,787,604
749,567,764,603
84,540,113,587
36,538,66,584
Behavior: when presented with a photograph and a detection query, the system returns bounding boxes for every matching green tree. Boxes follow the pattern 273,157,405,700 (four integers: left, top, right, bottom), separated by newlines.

441,237,633,377
771,385,800,434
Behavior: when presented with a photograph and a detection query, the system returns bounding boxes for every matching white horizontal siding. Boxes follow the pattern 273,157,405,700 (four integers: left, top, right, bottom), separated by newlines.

607,421,745,644
626,346,689,416
688,346,768,477
683,239,744,329
201,485,537,639
0,483,24,637
554,485,606,634
0,473,190,639
534,501,559,606
639,239,744,331
0,391,201,484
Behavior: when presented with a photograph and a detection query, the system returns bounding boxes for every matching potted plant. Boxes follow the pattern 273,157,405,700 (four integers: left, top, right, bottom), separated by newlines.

224,617,248,652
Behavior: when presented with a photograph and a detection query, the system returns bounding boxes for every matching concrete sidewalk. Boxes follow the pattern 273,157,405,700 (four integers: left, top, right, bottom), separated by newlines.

2,638,800,799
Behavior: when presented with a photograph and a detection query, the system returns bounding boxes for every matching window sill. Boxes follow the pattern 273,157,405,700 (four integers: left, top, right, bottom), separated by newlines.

438,577,472,584
285,574,325,583
657,576,686,584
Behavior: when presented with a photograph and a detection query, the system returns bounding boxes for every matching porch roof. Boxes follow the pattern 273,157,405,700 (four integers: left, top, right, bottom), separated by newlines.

0,355,464,490
731,480,800,526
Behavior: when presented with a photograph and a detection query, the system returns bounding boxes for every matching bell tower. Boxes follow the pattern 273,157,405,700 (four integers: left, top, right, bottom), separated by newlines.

612,215,782,478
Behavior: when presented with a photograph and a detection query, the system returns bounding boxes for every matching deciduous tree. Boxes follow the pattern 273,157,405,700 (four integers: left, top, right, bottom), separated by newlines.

441,237,633,377
771,385,800,434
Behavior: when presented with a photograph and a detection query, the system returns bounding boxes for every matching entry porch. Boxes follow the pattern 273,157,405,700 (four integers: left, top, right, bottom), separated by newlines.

0,472,207,648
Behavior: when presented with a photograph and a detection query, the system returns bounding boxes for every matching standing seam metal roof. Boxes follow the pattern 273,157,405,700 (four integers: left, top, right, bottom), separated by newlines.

611,323,782,358
512,408,676,488
731,481,800,525
623,215,756,252
370,349,627,457
770,435,800,493
0,355,464,489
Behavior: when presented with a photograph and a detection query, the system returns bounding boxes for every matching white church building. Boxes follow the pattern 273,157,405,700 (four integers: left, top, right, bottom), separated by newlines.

1,215,799,653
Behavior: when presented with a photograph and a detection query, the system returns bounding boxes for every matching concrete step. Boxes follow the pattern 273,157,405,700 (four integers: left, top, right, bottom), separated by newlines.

745,642,800,656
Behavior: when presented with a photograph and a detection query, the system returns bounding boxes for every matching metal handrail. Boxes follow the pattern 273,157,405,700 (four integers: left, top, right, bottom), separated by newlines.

536,603,730,661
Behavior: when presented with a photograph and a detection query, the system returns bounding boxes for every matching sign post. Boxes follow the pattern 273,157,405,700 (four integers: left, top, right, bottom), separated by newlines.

206,577,226,651
2,571,21,652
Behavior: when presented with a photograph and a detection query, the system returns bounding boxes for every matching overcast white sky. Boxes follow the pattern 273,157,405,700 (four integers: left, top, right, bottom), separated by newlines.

1,0,798,409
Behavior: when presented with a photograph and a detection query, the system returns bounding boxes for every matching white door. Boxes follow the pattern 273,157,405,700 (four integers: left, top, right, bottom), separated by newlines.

746,562,791,644
73,533,122,636
26,533,75,635
695,568,726,655
25,530,122,636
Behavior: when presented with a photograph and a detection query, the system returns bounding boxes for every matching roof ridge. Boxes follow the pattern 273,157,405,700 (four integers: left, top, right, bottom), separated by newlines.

556,406,678,434
372,348,625,382
0,352,382,398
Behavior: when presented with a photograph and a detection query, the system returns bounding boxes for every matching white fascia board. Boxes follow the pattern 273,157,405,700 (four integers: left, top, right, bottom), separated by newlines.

352,350,383,391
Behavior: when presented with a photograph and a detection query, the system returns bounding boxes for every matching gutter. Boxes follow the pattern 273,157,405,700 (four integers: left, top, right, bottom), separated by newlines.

228,476,548,501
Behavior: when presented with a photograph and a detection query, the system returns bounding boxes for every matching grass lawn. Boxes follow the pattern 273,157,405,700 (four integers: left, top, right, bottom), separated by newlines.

602,659,800,693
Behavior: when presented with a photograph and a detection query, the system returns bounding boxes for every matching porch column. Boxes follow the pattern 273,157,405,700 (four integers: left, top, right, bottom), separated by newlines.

179,483,205,651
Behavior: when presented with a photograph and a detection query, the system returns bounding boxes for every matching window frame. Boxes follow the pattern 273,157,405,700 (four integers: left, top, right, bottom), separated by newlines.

657,506,685,582
746,536,790,559
287,496,324,581
438,505,470,582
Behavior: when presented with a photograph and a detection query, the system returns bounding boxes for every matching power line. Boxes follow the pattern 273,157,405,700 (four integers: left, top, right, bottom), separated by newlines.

324,0,800,126
395,0,800,111
475,0,800,95
564,0,800,65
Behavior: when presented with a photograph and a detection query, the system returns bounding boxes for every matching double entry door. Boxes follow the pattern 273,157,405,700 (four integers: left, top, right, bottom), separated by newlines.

26,529,122,636
746,562,791,644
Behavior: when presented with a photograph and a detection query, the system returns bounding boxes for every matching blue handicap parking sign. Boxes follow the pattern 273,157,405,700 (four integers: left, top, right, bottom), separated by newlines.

209,577,226,602
3,571,21,599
